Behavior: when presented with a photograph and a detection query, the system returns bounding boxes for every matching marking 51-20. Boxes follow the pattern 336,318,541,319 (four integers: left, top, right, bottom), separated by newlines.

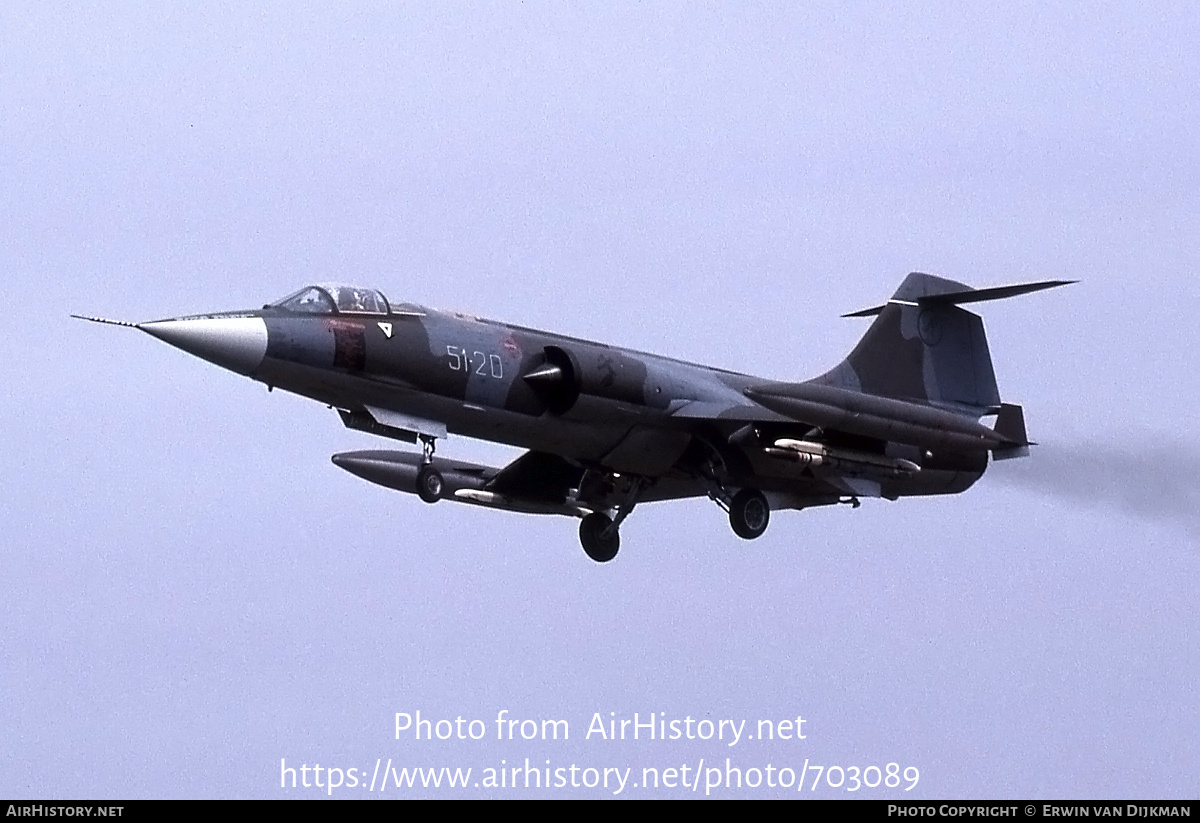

447,346,504,379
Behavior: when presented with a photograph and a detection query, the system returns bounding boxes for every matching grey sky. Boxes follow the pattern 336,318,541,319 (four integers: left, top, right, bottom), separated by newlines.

2,3,1197,798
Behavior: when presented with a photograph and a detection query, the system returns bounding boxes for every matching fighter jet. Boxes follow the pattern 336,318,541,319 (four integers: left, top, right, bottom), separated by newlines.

75,272,1070,562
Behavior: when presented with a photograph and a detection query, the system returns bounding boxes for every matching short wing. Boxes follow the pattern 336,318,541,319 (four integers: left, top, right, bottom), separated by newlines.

484,450,584,502
666,398,786,421
484,447,714,508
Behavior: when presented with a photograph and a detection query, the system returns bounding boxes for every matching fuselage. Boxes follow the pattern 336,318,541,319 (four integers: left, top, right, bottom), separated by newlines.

83,274,1064,561
138,288,988,506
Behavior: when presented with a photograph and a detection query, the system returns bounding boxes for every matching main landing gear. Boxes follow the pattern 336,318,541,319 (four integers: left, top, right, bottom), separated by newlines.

701,469,770,540
728,488,770,540
415,435,444,504
575,474,771,562
577,475,648,563
579,512,620,562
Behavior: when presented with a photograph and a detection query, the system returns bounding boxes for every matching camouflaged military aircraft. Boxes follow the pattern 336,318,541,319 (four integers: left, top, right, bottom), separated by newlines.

76,272,1070,562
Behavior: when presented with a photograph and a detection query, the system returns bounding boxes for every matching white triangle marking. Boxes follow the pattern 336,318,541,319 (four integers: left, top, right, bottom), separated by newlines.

378,322,393,338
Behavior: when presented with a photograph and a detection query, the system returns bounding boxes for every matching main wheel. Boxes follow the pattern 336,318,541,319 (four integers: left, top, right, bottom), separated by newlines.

729,488,770,539
415,465,444,504
579,512,620,562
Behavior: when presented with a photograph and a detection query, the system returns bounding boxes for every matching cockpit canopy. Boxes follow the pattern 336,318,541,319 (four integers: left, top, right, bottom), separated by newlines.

271,285,390,315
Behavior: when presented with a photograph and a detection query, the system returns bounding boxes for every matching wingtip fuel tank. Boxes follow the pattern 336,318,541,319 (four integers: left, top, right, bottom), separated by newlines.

331,450,585,517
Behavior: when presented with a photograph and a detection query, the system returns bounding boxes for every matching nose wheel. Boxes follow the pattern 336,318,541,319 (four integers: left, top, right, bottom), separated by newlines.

415,435,443,503
415,464,444,503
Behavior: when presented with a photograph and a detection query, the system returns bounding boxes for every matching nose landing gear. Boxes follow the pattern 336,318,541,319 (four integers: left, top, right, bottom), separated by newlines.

415,435,443,504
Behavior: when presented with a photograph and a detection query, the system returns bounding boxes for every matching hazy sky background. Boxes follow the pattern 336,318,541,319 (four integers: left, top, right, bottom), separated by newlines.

2,3,1197,798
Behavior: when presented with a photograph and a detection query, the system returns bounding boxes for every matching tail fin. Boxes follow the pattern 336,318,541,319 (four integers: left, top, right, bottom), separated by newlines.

812,272,1073,415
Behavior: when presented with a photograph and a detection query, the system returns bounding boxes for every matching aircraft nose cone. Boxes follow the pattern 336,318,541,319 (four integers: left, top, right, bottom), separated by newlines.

139,317,268,376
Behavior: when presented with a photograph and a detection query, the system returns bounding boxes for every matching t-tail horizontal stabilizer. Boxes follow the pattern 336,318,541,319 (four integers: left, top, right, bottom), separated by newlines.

814,272,1075,414
841,277,1078,318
